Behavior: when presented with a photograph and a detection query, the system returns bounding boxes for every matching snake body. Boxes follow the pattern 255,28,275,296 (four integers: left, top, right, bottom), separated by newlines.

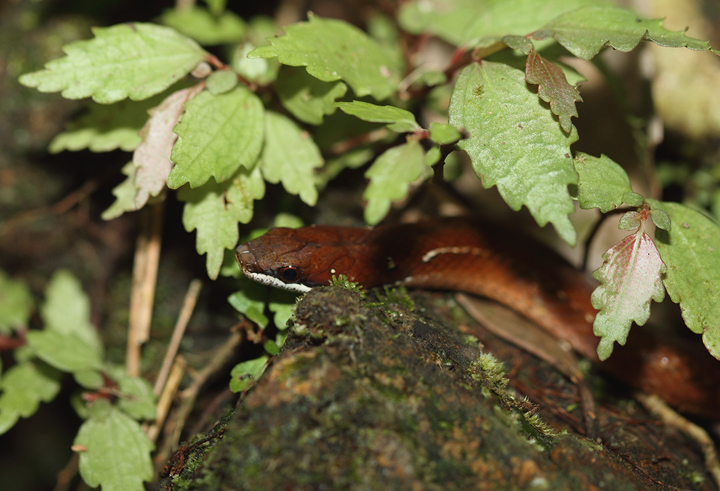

236,216,720,419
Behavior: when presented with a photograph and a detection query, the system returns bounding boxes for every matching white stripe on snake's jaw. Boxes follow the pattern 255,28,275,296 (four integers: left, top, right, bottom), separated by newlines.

241,270,311,293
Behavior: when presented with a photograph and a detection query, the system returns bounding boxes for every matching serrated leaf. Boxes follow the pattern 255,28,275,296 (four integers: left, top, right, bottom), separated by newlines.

449,62,578,244
591,231,666,360
647,200,720,360
398,0,600,47
158,6,245,46
0,362,61,435
250,14,402,100
134,85,203,208
102,163,140,220
0,271,33,334
27,330,104,373
106,367,156,420
260,111,322,206
19,23,207,103
75,399,154,491
429,122,461,145
335,101,420,133
574,153,634,212
168,87,264,188
229,356,269,393
363,141,428,225
205,69,238,95
49,97,164,153
276,66,347,125
179,166,264,279
525,49,582,133
532,6,718,61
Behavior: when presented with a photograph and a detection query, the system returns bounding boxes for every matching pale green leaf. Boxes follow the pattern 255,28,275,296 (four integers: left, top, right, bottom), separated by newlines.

19,23,207,103
398,0,602,47
250,14,402,100
75,399,154,491
106,366,156,420
276,66,347,125
335,101,420,133
206,69,238,95
429,122,461,145
49,97,163,153
229,356,269,393
228,289,269,329
102,163,140,220
0,271,33,334
0,362,61,435
533,6,718,61
134,85,204,208
363,141,428,225
574,153,634,212
647,200,720,360
231,42,280,85
168,87,264,188
27,330,104,374
591,231,666,360
260,111,322,206
449,62,578,244
179,166,265,279
158,6,245,45
268,289,299,329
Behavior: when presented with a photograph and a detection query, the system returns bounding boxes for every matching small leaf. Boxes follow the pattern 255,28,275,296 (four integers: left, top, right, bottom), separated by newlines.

429,122,461,145
0,362,61,435
250,14,402,100
0,271,33,334
260,111,322,206
229,356,269,393
525,49,582,133
231,42,280,85
179,166,264,279
268,289,299,329
228,288,269,329
503,35,533,54
206,69,238,95
647,200,720,360
335,101,420,133
363,141,428,225
574,153,634,212
75,399,154,491
276,66,347,125
449,62,578,245
532,6,718,61
651,209,671,231
107,367,156,421
168,87,264,188
133,84,204,208
591,231,666,360
19,23,207,103
158,6,245,46
27,330,104,374
622,191,644,207
102,163,140,220
618,211,641,231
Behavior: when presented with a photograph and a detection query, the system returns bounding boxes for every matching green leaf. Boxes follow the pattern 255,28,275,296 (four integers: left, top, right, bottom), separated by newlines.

27,330,104,374
49,97,163,153
532,6,718,61
231,42,280,85
107,367,156,421
335,101,420,133
276,66,347,125
525,49,582,133
398,0,600,47
0,271,33,334
228,287,269,329
574,153,634,212
179,166,265,279
429,122,462,145
158,6,245,46
260,111,322,206
591,231,666,360
0,362,61,435
229,356,269,393
206,69,238,95
168,87,264,188
503,35,534,55
134,85,204,208
363,141,428,225
268,289,299,329
75,399,154,491
250,14,402,100
651,209,671,231
449,62,578,245
647,200,720,360
19,23,207,103
102,163,140,220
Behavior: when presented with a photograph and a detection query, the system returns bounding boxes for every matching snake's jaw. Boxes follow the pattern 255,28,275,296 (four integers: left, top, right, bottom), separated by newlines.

235,243,311,293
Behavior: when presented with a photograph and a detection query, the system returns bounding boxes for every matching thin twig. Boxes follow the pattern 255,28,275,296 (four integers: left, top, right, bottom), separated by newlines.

153,279,203,396
146,356,187,443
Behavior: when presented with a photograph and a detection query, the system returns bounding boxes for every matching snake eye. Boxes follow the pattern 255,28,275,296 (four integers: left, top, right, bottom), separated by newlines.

278,266,300,283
